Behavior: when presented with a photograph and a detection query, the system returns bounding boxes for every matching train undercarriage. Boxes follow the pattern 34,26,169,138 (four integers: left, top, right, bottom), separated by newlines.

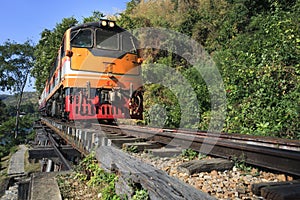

42,86,143,122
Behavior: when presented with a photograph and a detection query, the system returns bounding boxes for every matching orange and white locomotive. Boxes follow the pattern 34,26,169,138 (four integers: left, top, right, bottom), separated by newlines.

39,20,143,122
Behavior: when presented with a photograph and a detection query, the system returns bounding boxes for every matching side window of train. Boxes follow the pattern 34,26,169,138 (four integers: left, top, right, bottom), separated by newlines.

122,34,137,54
71,29,92,48
60,40,65,58
54,55,59,68
96,29,119,50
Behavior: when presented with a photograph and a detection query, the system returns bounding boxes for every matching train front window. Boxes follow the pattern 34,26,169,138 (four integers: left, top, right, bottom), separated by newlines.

96,29,119,50
71,29,93,48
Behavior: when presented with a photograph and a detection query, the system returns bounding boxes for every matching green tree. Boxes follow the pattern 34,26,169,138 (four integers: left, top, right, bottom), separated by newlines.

0,99,7,123
82,11,105,23
0,40,35,138
32,12,112,94
118,0,300,138
0,115,35,156
216,0,300,138
32,17,78,94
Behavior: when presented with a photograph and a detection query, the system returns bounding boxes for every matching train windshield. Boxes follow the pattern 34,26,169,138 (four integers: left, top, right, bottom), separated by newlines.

71,28,137,53
96,29,119,50
71,29,93,48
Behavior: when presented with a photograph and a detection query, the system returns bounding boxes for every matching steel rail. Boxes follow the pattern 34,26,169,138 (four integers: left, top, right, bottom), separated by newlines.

40,122,73,170
41,118,89,156
153,131,300,177
95,123,300,177
41,118,300,177
95,123,300,150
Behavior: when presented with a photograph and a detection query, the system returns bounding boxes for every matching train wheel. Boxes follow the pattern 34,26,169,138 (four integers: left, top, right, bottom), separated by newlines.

98,119,116,125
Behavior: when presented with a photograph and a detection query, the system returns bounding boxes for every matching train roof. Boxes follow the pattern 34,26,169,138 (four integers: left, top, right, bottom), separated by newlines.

70,20,126,33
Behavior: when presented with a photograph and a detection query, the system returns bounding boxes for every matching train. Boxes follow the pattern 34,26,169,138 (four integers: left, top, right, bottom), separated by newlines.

38,19,143,122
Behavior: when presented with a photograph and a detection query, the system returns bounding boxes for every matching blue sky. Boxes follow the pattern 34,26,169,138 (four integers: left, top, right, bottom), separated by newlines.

0,0,128,94
0,0,128,44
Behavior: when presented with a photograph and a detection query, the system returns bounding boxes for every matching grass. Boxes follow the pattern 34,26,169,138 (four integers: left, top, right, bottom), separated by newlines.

0,155,10,181
0,144,41,197
0,155,10,172
24,149,40,174
0,154,12,196
0,146,40,184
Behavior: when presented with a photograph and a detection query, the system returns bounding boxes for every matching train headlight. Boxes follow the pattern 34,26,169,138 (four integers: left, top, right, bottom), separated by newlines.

108,21,115,28
101,20,107,26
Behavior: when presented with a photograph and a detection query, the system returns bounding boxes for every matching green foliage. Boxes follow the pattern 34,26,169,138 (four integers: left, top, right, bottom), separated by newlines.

142,54,209,129
118,0,179,30
71,153,149,199
181,148,198,160
82,11,105,23
101,180,121,200
56,174,76,199
120,0,300,139
32,12,111,94
132,189,149,200
0,40,34,92
32,17,78,93
28,0,300,139
1,92,38,117
74,153,121,199
198,153,207,160
124,145,139,153
0,99,6,123
73,171,88,182
0,115,35,157
1,92,38,106
74,152,96,180
232,155,252,173
216,1,300,138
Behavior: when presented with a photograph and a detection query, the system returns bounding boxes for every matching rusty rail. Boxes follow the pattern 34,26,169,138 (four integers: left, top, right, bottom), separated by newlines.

41,118,300,177
93,123,300,177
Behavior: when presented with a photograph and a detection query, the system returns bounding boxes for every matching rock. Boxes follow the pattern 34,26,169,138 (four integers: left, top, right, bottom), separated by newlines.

236,186,246,194
204,175,212,180
127,149,293,200
235,191,239,197
210,170,218,177
73,181,78,186
251,168,258,174
277,174,286,182
287,176,293,181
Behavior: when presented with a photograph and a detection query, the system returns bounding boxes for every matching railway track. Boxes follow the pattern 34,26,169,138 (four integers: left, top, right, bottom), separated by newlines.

96,124,300,177
41,117,300,177
39,117,300,199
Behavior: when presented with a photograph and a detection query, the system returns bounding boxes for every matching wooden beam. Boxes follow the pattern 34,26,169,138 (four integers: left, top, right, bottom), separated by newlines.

177,158,234,175
251,180,300,200
95,146,215,200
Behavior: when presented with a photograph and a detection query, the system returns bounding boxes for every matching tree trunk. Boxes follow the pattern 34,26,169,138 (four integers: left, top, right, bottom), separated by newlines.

15,70,29,138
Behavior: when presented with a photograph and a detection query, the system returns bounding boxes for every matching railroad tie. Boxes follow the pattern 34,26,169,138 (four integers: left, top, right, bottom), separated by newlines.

251,180,300,200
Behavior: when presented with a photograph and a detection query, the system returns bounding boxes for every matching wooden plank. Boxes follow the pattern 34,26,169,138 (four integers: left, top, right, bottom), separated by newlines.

177,158,234,175
122,142,163,152
148,148,183,157
251,180,300,196
95,146,216,200
261,183,300,200
108,138,145,148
